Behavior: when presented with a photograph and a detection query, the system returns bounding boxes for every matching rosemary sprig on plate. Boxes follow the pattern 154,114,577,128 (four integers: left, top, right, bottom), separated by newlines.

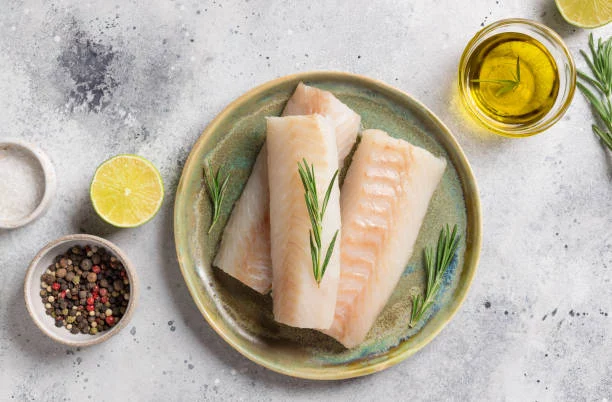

409,224,460,328
577,33,612,151
472,56,521,96
203,161,230,234
297,159,339,286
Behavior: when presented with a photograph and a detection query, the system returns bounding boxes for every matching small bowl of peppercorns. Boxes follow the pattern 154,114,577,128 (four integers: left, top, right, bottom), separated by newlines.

24,234,139,346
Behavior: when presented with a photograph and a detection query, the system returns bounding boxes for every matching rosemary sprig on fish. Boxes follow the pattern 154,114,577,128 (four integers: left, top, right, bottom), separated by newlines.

577,33,612,151
409,224,460,327
298,158,340,286
203,162,230,234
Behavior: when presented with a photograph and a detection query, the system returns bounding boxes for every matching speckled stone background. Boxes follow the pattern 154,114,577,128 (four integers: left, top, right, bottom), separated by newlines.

0,1,610,401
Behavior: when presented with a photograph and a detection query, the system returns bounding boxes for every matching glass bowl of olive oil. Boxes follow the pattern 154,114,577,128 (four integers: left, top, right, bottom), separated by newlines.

458,19,576,137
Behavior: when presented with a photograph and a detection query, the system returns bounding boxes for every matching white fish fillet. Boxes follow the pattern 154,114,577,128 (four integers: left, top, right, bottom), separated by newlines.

323,129,447,348
212,148,271,294
213,83,360,294
267,115,341,329
283,82,361,165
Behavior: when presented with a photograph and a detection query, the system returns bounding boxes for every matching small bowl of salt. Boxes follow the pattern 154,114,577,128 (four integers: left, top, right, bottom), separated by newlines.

0,140,56,229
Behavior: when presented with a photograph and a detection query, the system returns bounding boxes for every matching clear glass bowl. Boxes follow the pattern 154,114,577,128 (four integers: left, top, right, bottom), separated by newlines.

458,18,576,137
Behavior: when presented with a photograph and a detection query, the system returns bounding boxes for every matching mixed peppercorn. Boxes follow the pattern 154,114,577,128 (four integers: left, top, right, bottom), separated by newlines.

39,245,130,335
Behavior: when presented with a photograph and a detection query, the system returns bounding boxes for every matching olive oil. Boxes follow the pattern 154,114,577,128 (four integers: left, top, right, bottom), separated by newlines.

467,32,560,124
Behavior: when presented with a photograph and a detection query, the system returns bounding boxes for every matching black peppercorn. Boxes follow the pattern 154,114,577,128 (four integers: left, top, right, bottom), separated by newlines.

39,245,130,336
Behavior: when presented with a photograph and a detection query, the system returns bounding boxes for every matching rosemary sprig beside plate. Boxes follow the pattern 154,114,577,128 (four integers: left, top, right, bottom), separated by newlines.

409,224,460,327
297,159,339,286
577,33,612,151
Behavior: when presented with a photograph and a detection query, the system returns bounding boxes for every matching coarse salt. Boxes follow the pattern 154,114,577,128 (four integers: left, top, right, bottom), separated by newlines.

0,146,45,221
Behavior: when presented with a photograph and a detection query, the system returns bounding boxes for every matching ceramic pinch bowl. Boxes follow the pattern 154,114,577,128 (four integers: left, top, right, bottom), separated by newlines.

0,140,56,229
24,234,139,347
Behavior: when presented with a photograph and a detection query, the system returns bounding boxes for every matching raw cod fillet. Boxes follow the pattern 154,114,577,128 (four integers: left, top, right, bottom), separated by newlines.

283,82,361,164
323,129,447,348
213,83,360,294
267,115,341,329
212,148,271,293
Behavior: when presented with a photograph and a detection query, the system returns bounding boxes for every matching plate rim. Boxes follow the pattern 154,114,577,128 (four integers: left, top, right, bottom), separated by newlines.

174,71,482,380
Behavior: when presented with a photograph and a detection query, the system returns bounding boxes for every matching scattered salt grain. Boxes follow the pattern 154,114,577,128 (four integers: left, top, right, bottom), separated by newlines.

214,378,220,385
0,146,45,221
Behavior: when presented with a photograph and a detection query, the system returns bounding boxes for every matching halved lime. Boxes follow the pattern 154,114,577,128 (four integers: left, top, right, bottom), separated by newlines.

556,0,612,28
90,155,164,228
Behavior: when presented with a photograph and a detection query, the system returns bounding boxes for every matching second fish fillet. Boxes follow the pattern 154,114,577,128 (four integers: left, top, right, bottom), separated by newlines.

212,148,271,293
324,129,447,348
213,84,360,294
267,115,341,329
283,82,361,165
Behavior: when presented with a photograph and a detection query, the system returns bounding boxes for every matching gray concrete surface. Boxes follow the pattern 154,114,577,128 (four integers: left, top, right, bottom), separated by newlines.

1,1,611,401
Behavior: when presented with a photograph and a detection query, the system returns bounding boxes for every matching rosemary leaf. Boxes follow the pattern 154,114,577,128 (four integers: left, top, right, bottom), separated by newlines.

578,69,606,94
577,33,612,152
594,125,612,150
471,56,521,97
321,170,339,217
409,224,460,328
203,162,230,234
322,230,340,278
298,159,339,286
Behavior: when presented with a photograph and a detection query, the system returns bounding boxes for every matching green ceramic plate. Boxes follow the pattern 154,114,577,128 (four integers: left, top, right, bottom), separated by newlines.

174,72,482,380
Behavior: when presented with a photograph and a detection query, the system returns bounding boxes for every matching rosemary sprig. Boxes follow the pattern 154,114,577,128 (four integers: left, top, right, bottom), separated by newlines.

472,56,521,96
297,159,339,286
409,224,460,328
577,33,612,151
203,161,230,234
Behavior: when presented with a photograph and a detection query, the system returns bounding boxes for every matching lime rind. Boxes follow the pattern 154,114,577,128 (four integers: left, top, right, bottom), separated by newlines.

556,0,612,28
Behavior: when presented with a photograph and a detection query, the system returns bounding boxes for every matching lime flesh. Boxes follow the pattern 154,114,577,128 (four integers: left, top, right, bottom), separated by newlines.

90,154,164,228
556,0,612,28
